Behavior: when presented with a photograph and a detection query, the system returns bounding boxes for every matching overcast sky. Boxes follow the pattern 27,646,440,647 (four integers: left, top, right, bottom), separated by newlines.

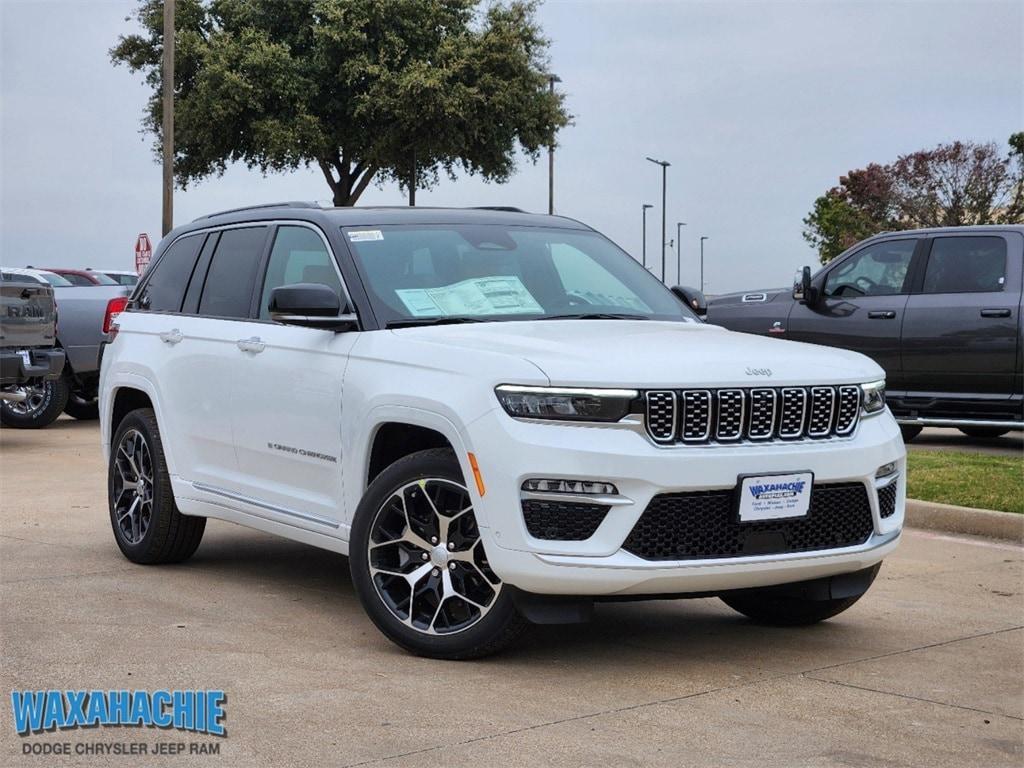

2,0,1021,292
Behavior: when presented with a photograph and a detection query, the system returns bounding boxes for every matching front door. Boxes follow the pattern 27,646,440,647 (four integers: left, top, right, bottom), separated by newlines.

227,224,358,532
787,237,919,389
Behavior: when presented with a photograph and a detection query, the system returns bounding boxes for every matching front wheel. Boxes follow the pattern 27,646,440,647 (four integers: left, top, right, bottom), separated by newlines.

958,427,1010,439
721,564,880,626
349,448,527,659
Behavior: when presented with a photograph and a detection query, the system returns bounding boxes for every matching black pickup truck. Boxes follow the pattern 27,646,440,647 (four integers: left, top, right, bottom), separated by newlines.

1,269,66,424
706,225,1023,441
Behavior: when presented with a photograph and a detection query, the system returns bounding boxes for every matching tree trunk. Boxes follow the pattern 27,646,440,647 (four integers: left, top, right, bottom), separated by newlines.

408,148,416,207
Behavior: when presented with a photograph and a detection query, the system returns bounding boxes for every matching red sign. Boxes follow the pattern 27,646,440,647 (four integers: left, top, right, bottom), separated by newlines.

134,233,153,275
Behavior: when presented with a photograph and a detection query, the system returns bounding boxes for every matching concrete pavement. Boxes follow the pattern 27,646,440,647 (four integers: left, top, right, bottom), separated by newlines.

908,427,1023,457
1,418,1022,767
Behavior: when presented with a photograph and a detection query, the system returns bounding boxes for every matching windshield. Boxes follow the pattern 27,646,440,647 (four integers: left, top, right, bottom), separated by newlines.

86,271,119,285
343,225,696,326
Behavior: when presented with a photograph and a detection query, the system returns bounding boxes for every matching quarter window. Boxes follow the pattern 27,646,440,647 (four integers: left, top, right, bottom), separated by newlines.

197,227,268,319
138,233,204,312
258,226,342,320
824,240,916,298
922,237,1006,294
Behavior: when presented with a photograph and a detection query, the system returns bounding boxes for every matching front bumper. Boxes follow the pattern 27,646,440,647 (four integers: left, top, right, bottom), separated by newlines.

0,347,65,386
468,408,905,596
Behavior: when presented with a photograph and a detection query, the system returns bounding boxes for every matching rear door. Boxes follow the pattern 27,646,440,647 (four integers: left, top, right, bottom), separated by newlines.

786,237,920,389
901,232,1021,398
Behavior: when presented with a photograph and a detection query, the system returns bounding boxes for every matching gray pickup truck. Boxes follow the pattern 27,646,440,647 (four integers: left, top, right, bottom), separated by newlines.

1,270,66,423
0,268,128,428
706,225,1023,441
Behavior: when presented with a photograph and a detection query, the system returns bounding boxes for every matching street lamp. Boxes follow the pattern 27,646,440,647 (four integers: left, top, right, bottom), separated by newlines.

645,157,670,282
700,236,710,293
675,222,687,285
641,204,653,269
547,74,561,215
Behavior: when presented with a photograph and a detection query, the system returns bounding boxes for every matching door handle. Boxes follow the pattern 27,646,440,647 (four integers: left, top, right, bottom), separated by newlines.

159,329,183,345
867,311,896,319
236,336,266,354
980,308,1011,318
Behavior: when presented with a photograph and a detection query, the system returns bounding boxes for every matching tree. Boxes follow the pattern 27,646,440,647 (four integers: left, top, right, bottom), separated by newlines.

112,0,570,206
803,137,1024,263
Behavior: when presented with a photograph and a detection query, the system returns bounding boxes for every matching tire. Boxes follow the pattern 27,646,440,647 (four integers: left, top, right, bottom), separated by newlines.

0,374,70,429
720,564,880,626
349,448,528,659
64,390,100,420
899,424,922,443
108,408,205,564
958,427,1010,439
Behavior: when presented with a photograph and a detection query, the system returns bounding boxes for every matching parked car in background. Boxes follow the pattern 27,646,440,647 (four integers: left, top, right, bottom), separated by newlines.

97,270,140,287
706,226,1024,441
40,267,120,287
1,270,66,420
0,267,128,427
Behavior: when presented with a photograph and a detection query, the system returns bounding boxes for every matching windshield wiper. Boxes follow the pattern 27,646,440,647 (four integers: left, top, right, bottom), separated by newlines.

385,316,489,329
536,313,650,321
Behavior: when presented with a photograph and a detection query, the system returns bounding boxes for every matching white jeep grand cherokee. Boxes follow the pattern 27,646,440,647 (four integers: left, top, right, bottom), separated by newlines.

100,204,905,659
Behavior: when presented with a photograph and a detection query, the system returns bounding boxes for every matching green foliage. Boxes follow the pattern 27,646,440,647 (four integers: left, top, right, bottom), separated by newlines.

111,0,570,205
803,137,1024,264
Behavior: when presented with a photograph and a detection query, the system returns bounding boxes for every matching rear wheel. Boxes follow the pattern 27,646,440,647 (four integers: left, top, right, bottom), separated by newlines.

64,390,100,420
958,427,1010,439
0,374,69,429
108,408,205,564
899,424,922,443
350,448,527,659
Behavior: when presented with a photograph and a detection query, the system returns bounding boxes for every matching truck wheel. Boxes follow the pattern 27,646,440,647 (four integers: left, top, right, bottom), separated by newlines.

720,564,880,626
64,391,100,420
350,448,528,659
899,424,922,443
958,427,1010,439
0,375,69,429
108,408,205,564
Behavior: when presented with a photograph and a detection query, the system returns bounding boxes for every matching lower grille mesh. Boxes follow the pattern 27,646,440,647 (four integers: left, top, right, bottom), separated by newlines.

878,481,898,519
522,499,609,541
623,482,874,560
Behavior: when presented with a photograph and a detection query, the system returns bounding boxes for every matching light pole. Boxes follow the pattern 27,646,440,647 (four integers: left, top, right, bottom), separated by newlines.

700,236,709,293
641,204,653,269
162,0,175,235
675,222,687,285
547,74,561,215
645,157,670,282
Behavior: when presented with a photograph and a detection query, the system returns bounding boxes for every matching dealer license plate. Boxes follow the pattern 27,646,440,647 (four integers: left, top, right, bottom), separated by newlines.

738,472,813,522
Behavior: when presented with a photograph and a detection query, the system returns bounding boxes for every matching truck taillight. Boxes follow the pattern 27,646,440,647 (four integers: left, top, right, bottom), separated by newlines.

103,296,130,335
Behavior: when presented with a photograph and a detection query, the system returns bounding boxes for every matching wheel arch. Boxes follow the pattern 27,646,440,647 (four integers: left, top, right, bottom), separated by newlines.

103,374,178,475
366,421,456,488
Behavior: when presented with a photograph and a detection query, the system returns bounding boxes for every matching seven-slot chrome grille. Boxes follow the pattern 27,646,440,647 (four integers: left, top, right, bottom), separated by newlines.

643,385,861,444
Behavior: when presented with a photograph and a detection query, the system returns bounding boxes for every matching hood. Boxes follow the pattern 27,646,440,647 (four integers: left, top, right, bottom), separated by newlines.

392,320,883,388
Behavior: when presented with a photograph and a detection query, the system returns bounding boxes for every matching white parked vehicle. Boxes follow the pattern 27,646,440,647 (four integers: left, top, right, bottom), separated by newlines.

100,204,905,658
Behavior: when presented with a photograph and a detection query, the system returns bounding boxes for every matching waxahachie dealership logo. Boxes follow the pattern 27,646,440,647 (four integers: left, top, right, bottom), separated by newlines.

748,480,806,501
11,690,226,757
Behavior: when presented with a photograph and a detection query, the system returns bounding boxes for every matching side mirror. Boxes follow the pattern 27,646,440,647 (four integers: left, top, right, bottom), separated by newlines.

792,266,816,305
269,283,358,331
671,285,707,316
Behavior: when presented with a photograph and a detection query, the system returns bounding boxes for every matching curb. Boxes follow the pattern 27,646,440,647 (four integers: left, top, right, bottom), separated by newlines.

905,499,1024,544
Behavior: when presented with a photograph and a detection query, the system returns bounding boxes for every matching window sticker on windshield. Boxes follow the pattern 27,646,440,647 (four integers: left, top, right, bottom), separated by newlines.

347,230,384,242
396,276,543,317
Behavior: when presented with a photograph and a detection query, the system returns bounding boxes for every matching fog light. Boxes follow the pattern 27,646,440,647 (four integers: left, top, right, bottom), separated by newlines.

522,478,618,495
876,462,898,478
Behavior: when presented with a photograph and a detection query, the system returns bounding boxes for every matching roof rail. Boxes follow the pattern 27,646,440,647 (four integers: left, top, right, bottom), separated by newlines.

471,206,529,213
192,201,327,222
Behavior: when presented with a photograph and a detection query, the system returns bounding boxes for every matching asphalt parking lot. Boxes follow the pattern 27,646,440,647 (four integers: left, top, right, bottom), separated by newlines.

1,418,1022,767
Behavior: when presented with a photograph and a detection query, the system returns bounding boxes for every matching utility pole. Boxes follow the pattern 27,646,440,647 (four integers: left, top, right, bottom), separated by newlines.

641,204,653,269
547,74,561,215
161,0,175,236
645,157,670,282
676,222,687,285
700,236,709,293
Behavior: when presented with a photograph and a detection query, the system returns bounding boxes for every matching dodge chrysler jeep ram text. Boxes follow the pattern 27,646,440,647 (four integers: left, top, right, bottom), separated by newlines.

100,204,905,658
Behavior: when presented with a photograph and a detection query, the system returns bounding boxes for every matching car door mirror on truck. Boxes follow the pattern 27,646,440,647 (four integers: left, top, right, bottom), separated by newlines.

793,266,816,305
269,283,358,332
671,285,707,317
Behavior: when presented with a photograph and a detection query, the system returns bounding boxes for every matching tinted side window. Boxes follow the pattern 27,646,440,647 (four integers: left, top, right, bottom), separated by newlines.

258,226,342,320
61,273,93,286
198,227,268,319
139,234,204,312
922,237,1006,294
824,239,916,298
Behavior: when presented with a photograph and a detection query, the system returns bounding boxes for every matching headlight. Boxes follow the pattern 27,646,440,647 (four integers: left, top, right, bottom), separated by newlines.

495,385,638,422
861,380,886,415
